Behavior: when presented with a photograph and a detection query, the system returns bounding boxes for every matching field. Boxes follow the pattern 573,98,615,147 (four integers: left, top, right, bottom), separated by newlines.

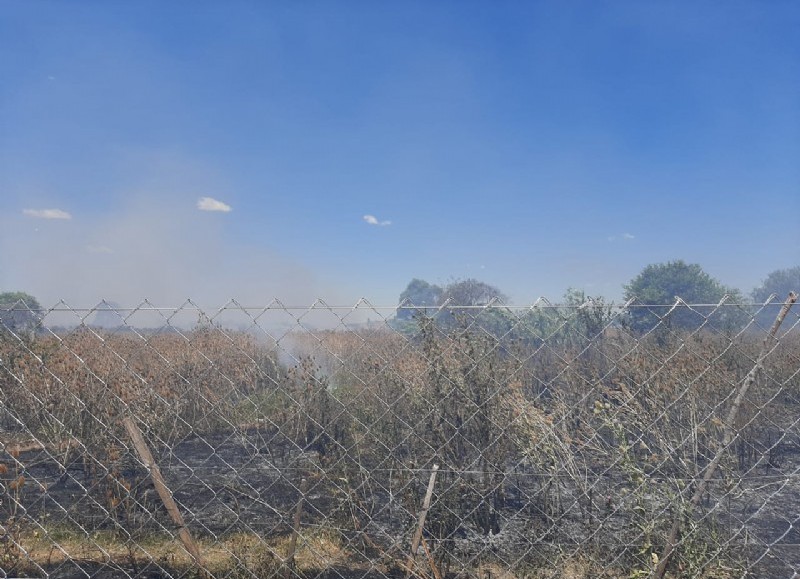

1,304,799,579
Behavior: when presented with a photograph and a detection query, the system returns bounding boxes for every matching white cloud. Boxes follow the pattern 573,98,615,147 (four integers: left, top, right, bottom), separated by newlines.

4,192,339,316
23,208,72,220
197,197,232,212
608,232,635,242
363,214,391,226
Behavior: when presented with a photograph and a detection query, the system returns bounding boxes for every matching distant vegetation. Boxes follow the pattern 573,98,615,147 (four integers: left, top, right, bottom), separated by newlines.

393,262,798,337
1,262,798,337
0,291,42,336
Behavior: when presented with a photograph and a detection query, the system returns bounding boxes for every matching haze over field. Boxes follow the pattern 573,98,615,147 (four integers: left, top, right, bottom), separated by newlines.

2,2,798,310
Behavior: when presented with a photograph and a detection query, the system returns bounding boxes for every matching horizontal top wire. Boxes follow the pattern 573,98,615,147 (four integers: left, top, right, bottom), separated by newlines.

0,301,786,312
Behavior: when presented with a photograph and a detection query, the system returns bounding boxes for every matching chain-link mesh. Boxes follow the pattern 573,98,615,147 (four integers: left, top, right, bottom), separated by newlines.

1,295,798,579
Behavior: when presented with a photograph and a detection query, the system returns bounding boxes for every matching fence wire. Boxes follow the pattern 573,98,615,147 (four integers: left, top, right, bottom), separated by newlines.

0,295,799,579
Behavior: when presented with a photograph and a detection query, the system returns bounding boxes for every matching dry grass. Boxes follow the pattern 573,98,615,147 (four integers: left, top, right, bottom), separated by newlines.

13,527,356,577
1,323,796,578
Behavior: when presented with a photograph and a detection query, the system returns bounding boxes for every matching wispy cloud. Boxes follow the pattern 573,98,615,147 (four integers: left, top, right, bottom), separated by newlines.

23,208,72,220
197,197,232,212
608,232,635,242
363,214,391,226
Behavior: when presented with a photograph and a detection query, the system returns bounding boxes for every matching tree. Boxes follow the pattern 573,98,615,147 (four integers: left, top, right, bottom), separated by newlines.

623,261,740,333
556,288,614,346
396,279,443,320
0,291,43,336
751,266,800,328
439,278,508,306
437,278,510,335
393,278,510,336
752,266,800,302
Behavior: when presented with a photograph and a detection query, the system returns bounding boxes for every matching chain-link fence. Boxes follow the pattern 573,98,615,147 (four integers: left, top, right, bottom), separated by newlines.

1,295,798,579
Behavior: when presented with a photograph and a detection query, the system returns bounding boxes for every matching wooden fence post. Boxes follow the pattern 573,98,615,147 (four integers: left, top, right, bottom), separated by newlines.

122,416,208,578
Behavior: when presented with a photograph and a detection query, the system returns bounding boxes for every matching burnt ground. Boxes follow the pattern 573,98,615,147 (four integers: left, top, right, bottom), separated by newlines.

3,426,800,579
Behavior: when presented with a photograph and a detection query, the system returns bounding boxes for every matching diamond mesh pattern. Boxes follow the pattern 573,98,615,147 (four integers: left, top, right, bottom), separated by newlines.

1,296,798,578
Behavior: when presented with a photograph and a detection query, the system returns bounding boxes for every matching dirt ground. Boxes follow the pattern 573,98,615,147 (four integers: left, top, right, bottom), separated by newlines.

3,426,800,578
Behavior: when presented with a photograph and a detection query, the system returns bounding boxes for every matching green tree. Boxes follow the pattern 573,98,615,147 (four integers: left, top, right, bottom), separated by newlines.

437,278,510,336
393,277,513,337
0,291,43,335
752,266,800,302
440,278,507,306
396,278,442,320
555,288,614,346
751,266,800,327
623,261,741,333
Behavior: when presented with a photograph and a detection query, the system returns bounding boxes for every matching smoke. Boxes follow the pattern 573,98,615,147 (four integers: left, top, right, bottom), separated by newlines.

2,191,357,329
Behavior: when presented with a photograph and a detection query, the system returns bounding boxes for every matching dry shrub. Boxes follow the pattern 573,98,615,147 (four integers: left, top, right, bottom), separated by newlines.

0,313,796,577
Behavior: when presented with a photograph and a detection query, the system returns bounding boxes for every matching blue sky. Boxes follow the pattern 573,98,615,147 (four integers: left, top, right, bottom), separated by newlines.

1,1,798,310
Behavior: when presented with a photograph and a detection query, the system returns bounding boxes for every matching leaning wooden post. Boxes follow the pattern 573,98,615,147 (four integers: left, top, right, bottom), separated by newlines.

654,292,797,578
122,416,208,577
405,464,439,578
